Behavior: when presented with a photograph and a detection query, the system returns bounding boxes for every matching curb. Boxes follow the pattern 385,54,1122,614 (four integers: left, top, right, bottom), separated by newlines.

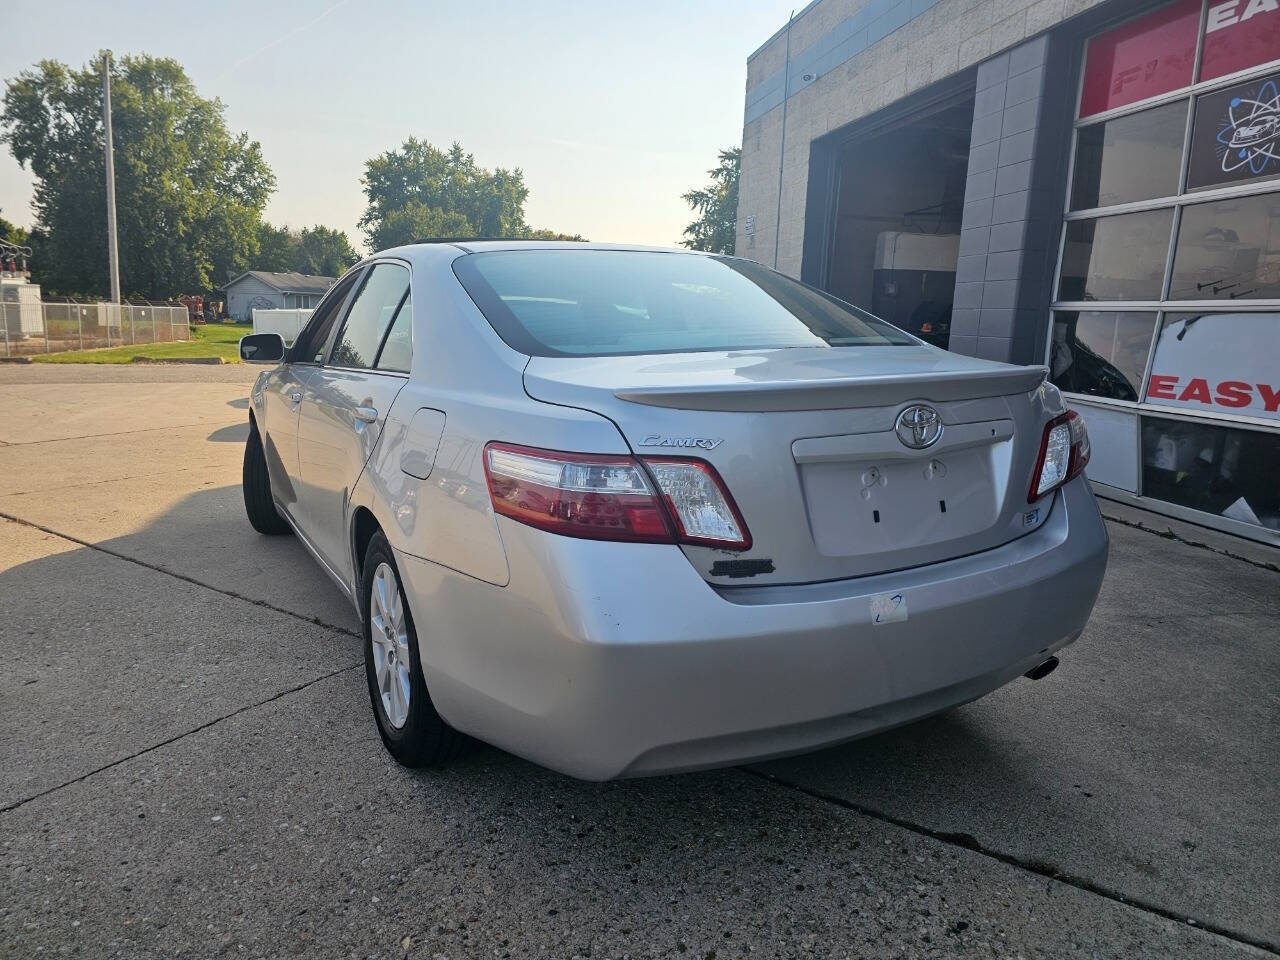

129,355,227,365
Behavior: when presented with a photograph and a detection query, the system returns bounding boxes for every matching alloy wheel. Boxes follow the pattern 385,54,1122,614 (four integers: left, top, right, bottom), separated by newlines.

369,561,412,729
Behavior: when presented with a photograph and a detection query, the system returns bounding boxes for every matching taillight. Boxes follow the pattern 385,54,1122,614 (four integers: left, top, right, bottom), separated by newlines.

641,456,752,550
1029,410,1091,502
483,443,750,550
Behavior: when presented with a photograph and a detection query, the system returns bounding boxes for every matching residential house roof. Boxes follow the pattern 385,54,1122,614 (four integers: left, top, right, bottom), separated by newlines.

223,270,335,294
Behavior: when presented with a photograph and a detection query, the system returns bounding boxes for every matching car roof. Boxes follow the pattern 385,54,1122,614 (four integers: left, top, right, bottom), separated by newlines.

373,239,710,260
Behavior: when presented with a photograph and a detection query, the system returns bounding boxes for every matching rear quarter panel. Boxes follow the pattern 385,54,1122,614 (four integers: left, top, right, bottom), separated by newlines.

350,249,630,588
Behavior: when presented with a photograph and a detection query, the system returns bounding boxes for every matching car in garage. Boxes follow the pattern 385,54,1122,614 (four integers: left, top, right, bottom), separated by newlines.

238,241,1108,780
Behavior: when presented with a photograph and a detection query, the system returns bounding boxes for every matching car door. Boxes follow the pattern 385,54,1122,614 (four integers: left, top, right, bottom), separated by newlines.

255,268,364,526
295,261,414,584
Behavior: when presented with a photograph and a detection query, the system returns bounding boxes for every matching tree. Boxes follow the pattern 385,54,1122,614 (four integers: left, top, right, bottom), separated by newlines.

1,53,275,299
254,221,296,273
0,209,29,247
681,147,740,256
296,225,358,277
253,222,358,277
359,137,582,251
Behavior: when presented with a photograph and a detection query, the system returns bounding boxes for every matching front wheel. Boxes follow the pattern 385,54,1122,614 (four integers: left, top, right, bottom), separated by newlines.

242,422,291,535
362,531,468,766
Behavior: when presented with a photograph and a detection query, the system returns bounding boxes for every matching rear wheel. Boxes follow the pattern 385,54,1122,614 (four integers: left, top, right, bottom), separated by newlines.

242,421,291,535
362,531,467,766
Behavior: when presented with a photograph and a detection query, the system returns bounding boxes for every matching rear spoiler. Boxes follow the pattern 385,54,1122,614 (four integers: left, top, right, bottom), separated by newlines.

614,365,1049,412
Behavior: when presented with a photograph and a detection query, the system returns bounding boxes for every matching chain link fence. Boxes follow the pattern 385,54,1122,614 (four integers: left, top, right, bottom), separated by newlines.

0,300,190,358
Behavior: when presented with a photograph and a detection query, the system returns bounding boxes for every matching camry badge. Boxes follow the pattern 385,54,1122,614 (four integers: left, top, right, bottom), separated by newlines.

640,435,724,451
895,405,943,450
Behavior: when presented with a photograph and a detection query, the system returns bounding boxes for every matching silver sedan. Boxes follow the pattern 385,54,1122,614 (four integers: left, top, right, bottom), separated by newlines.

239,241,1108,780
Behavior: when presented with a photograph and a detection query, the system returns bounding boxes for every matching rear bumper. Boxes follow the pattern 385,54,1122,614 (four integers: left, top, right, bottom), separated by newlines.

397,476,1108,780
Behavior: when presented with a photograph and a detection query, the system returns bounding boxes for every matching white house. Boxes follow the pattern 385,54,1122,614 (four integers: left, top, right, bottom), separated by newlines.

222,271,335,323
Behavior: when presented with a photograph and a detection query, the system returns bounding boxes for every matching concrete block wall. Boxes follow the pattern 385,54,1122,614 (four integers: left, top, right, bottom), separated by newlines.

737,0,1105,282
949,33,1074,363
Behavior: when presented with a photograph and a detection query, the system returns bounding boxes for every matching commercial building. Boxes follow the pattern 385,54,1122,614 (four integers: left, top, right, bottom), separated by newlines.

738,0,1279,543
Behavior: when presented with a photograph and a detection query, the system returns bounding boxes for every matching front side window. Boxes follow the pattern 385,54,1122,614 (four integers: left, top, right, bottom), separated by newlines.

329,263,411,370
453,251,916,358
290,268,363,363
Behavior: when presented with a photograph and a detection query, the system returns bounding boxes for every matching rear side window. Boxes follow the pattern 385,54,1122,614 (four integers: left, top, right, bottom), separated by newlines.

329,263,411,370
290,269,361,363
375,292,413,373
452,250,916,357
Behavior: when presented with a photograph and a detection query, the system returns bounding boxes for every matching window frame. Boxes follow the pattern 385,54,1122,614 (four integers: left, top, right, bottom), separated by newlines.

322,258,414,378
287,267,365,366
1047,0,1280,544
372,289,414,374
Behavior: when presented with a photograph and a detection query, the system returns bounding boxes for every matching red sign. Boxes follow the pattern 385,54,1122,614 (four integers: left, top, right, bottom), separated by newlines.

1200,0,1280,81
1079,0,1201,118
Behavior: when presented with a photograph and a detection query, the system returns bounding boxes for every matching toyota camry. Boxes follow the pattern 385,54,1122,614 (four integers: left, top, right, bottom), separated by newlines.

238,240,1108,780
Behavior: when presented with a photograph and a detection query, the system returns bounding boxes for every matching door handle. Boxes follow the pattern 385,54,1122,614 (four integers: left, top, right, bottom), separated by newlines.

353,406,379,424
290,391,302,403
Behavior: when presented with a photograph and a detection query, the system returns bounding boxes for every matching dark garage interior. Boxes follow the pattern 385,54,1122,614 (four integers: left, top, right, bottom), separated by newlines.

825,96,975,348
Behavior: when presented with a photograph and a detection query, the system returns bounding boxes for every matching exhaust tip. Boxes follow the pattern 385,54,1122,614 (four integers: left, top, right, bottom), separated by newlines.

1024,656,1060,681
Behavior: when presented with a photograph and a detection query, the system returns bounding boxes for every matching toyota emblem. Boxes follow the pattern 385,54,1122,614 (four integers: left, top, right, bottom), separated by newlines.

895,405,943,449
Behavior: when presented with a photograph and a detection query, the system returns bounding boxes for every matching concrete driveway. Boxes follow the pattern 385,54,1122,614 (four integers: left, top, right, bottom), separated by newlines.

1,363,1276,959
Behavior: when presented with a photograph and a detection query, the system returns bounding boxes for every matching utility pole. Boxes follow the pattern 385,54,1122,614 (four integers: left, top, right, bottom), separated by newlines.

102,51,121,304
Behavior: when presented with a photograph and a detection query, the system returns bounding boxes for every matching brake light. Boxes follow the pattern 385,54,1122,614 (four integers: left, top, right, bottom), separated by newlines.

1029,410,1090,502
483,443,750,550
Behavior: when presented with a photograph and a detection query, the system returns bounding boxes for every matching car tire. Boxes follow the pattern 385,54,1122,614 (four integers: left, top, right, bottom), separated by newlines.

361,531,468,767
242,421,292,535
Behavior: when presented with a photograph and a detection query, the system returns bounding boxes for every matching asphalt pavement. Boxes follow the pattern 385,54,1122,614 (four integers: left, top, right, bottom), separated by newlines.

1,363,1276,959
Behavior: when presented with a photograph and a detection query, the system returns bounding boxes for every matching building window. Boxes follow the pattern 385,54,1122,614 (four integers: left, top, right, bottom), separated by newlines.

1070,101,1188,210
1051,311,1158,400
1141,416,1280,529
1057,210,1174,300
1186,71,1280,191
1050,0,1280,537
1169,193,1280,299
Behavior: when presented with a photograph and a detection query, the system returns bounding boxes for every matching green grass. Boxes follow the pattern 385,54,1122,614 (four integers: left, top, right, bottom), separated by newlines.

32,321,249,364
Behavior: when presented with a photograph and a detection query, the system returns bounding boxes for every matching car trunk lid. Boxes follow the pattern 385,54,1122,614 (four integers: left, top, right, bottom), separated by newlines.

524,345,1054,586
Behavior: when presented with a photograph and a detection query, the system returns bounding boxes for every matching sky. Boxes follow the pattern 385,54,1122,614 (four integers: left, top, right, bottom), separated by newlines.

0,0,795,254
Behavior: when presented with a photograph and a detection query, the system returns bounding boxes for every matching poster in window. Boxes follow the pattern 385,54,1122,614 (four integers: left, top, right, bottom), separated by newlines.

1199,0,1280,82
1187,71,1280,189
1078,0,1200,118
1145,312,1280,421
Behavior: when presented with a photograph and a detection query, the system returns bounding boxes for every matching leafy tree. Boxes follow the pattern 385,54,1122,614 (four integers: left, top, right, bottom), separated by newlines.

253,222,358,277
523,229,587,241
681,147,740,255
360,138,582,250
254,221,296,273
0,209,29,247
364,202,472,252
1,53,275,298
296,225,358,276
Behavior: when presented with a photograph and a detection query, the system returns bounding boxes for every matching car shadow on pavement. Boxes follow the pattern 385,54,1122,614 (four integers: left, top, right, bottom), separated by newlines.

208,423,250,443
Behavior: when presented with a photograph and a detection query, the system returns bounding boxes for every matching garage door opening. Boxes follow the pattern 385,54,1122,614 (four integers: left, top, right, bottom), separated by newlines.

825,95,975,348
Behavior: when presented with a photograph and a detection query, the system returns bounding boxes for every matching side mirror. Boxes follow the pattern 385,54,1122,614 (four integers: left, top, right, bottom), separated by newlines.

239,333,286,364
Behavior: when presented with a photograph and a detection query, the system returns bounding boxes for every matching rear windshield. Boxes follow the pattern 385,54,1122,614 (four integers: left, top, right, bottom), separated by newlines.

452,250,917,357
